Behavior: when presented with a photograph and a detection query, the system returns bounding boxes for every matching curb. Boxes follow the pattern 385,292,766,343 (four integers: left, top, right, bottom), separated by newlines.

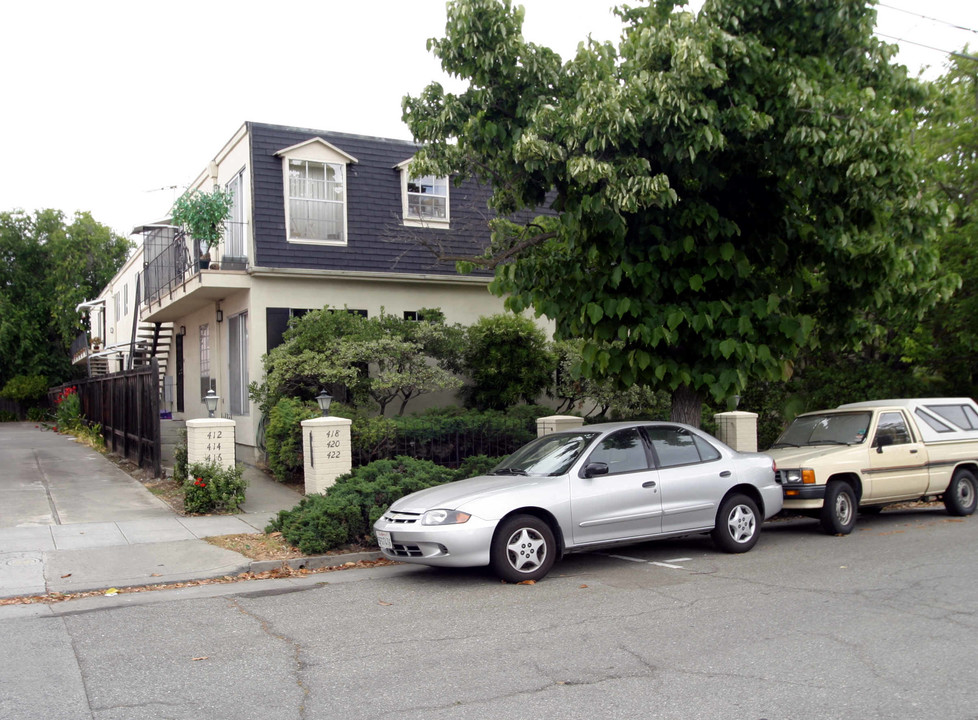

248,551,385,574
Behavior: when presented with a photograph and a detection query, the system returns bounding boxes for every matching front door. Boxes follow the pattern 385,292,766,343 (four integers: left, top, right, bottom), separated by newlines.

867,411,929,501
570,427,662,545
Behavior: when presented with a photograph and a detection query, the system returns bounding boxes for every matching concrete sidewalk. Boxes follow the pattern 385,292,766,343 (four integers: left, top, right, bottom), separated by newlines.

0,422,317,599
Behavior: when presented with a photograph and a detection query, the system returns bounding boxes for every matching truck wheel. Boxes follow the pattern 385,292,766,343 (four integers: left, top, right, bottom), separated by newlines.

820,482,856,535
944,469,978,517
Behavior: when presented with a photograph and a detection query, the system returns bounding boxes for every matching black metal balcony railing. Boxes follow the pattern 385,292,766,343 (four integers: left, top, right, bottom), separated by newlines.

140,226,197,307
138,223,249,306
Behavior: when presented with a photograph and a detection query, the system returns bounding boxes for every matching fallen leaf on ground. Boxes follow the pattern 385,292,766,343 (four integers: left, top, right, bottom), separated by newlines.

378,600,393,606
191,656,209,661
61,573,71,579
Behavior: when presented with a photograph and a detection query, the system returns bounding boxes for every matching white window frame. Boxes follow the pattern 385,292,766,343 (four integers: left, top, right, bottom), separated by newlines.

228,312,249,416
199,324,211,398
396,159,450,229
225,168,247,260
276,138,357,247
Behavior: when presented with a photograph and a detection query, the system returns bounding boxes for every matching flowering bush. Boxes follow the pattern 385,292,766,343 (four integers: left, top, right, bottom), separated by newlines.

182,462,248,514
54,386,82,432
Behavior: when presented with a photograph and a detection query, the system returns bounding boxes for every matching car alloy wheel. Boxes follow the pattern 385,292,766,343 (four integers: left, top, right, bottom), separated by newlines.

490,514,556,583
711,494,760,553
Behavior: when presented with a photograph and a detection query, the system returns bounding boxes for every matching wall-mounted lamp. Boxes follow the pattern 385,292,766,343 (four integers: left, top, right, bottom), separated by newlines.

216,310,223,323
203,389,220,418
179,325,186,336
315,390,333,417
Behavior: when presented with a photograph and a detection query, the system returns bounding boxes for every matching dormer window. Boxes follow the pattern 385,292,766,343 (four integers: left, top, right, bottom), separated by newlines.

276,138,358,246
397,159,450,228
289,159,345,242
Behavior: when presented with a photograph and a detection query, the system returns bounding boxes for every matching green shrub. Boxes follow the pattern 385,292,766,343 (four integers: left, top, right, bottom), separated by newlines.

267,455,498,555
461,314,556,411
0,375,48,403
174,432,188,482
0,411,16,422
455,454,500,478
266,397,319,482
183,462,248,514
26,407,48,422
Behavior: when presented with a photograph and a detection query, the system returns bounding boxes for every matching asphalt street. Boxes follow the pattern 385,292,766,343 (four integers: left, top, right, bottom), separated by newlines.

3,501,977,719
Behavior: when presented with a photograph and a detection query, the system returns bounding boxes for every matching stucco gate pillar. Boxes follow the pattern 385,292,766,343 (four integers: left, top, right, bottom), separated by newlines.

714,411,759,453
301,416,353,494
185,418,236,478
536,415,585,437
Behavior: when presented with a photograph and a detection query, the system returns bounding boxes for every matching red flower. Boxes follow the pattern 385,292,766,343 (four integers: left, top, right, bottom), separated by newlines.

194,477,206,488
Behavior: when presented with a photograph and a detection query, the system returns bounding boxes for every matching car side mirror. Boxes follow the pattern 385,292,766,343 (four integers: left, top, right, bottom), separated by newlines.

875,435,894,453
583,462,609,479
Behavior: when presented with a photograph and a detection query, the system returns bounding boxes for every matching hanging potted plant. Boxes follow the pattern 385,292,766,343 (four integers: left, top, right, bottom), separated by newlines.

170,187,234,270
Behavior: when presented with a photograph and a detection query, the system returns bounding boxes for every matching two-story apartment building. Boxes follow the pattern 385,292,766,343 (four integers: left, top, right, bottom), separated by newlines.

85,121,535,462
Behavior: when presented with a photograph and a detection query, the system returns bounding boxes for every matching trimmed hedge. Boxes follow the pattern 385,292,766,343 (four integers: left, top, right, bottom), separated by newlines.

345,404,553,467
267,454,500,555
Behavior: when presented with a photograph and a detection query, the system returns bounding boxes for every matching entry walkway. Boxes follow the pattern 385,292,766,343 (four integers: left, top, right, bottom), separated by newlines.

0,422,304,598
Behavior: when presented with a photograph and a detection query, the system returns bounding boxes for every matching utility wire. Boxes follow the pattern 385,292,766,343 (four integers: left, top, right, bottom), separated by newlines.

877,32,978,62
877,2,978,36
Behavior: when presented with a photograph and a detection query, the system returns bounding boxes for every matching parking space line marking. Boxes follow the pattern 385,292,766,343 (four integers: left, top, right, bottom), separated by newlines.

665,557,691,563
603,553,647,563
650,561,685,569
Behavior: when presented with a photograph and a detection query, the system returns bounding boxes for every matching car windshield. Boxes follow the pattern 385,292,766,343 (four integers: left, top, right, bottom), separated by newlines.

772,412,872,447
492,432,600,476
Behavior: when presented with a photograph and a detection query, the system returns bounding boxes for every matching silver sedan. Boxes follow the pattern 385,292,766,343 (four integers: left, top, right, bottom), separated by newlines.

373,421,781,582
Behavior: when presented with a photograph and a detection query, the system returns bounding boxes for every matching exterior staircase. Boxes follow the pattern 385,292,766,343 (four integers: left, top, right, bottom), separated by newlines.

131,322,174,393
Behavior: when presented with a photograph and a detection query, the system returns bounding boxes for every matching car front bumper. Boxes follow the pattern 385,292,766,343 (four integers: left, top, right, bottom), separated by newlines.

372,515,496,568
780,483,826,510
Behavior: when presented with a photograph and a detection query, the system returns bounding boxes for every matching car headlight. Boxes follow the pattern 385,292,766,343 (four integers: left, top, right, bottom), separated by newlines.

782,468,816,484
422,509,472,526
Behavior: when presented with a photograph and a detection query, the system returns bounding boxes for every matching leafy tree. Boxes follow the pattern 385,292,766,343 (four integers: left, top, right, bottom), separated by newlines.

460,313,555,410
0,209,131,386
912,49,978,396
552,339,669,420
403,0,951,425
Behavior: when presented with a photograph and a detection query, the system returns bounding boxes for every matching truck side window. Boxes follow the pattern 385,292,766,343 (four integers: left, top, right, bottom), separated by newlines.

873,412,912,447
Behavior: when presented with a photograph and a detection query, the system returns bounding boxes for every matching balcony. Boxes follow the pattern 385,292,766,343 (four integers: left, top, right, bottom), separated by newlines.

137,224,250,322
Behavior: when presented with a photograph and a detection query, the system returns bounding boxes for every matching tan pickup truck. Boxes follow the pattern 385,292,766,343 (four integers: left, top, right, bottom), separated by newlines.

768,398,978,534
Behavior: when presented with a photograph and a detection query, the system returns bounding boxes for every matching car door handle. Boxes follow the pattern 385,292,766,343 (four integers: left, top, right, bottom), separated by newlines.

720,471,732,477
910,449,919,454
642,481,657,488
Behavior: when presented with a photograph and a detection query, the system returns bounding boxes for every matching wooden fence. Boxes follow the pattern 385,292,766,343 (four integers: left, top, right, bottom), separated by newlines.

50,360,161,476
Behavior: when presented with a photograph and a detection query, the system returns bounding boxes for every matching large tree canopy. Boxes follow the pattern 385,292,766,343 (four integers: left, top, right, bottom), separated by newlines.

0,209,131,386
403,0,952,423
912,49,978,396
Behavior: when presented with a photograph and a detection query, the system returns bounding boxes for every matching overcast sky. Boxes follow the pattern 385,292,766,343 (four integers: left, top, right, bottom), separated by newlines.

2,0,975,238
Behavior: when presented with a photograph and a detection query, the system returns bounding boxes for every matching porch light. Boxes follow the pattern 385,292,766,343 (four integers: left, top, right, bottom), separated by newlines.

315,390,332,417
203,389,219,418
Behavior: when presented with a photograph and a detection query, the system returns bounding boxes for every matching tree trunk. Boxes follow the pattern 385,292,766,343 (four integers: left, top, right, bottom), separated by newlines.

670,386,703,427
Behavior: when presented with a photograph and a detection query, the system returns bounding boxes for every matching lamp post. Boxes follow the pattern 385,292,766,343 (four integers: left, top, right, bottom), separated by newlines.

315,390,332,417
203,389,219,418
